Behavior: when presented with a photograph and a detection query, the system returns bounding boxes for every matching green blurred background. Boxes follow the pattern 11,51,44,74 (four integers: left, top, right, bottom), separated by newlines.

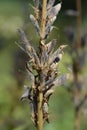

0,0,87,130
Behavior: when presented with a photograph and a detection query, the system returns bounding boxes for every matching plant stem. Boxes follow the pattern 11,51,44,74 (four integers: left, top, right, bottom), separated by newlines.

37,1,47,130
74,1,82,130
37,0,47,130
37,92,43,130
41,0,47,41
74,109,80,130
76,0,82,48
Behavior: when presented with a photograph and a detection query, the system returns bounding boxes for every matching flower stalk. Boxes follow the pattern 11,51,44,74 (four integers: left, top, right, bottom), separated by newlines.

19,1,67,130
37,92,43,130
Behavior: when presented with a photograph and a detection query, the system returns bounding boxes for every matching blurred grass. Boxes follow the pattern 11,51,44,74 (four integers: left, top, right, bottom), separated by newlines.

0,1,23,38
0,1,22,16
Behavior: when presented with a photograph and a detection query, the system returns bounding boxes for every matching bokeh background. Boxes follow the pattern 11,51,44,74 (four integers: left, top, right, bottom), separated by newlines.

0,0,87,130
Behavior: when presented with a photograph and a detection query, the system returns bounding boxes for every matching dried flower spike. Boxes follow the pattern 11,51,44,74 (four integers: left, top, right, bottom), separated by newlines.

19,1,68,130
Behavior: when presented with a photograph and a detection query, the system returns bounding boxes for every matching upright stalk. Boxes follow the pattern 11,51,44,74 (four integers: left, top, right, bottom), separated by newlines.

37,92,43,130
74,0,82,130
76,0,82,47
20,1,64,130
74,108,81,130
37,0,47,130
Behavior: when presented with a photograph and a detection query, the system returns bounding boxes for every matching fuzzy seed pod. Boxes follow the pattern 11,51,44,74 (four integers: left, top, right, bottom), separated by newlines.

30,14,41,36
47,2,62,19
47,0,55,10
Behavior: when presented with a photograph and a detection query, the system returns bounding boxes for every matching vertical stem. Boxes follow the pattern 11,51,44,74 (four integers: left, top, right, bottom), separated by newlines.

76,0,82,48
74,1,82,130
74,109,80,130
37,1,47,130
41,0,47,41
37,92,43,130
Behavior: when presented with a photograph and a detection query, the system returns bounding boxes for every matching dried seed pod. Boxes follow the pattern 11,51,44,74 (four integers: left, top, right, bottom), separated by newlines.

47,2,62,19
18,29,40,66
44,89,54,99
30,101,34,116
48,45,67,64
18,29,35,60
20,85,31,101
45,72,57,87
45,39,56,54
44,74,70,100
31,48,40,67
30,14,41,35
26,68,36,89
43,101,49,123
43,102,49,114
45,24,54,39
33,0,42,11
53,45,67,56
47,0,55,10
53,74,69,88
40,44,48,65
47,16,57,26
18,29,30,46
29,96,38,126
50,53,62,69
15,42,26,53
18,29,32,56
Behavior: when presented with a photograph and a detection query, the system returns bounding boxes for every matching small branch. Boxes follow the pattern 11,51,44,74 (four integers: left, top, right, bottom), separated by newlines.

41,0,47,41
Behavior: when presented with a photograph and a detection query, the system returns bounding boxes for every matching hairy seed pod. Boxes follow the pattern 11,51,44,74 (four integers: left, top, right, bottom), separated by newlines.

47,2,62,19
47,16,57,26
48,45,67,64
44,89,54,99
45,39,56,54
50,53,62,69
47,0,55,10
30,14,41,36
45,25,54,39
20,85,30,101
43,102,48,113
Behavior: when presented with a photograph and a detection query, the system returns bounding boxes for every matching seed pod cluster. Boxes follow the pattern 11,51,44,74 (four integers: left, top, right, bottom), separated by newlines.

19,0,67,126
